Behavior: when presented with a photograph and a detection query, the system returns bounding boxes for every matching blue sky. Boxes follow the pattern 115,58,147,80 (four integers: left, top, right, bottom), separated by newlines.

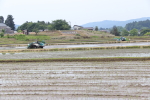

0,0,150,26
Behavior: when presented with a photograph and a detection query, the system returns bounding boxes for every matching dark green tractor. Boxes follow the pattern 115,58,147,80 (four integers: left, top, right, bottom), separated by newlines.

27,41,45,49
114,37,126,41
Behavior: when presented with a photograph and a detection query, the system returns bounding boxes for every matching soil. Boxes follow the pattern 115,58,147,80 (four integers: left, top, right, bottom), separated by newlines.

0,61,150,100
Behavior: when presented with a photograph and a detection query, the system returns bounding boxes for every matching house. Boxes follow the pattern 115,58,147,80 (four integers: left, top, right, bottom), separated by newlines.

23,30,29,35
82,27,94,30
73,25,93,30
73,25,83,30
0,23,14,34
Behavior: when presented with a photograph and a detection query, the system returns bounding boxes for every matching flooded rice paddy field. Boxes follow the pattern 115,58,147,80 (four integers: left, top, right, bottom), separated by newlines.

0,48,150,59
0,42,150,50
0,61,150,100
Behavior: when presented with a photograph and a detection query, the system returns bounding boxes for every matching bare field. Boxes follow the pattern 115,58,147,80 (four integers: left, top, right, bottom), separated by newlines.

1,61,150,100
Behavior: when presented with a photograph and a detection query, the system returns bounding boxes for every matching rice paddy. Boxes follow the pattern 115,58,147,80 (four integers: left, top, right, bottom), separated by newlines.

1,61,150,100
0,42,150,100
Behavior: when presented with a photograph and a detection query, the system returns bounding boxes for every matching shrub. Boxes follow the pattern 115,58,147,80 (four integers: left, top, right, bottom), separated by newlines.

7,34,10,38
0,32,4,37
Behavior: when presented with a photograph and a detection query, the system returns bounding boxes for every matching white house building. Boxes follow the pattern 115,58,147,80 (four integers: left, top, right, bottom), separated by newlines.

73,25,93,30
73,25,83,30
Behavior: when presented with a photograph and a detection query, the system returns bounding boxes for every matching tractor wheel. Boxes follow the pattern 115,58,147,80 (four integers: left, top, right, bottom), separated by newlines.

33,45,37,49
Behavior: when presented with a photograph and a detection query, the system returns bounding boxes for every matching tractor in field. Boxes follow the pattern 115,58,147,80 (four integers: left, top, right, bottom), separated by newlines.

27,41,45,49
114,37,126,41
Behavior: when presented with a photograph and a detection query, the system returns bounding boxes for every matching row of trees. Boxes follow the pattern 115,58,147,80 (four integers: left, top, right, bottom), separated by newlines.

1,15,71,32
17,19,71,32
94,19,150,36
0,15,15,30
125,20,150,31
110,26,150,36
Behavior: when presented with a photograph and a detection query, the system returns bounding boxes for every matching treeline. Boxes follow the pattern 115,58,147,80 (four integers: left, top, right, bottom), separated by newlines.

110,26,150,36
17,19,71,32
0,15,71,32
125,20,150,31
109,19,150,36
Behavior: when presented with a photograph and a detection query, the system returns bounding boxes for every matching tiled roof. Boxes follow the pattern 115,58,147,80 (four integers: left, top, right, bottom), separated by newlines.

0,23,7,26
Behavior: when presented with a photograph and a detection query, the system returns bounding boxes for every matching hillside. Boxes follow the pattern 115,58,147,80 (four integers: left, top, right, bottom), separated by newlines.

82,17,150,28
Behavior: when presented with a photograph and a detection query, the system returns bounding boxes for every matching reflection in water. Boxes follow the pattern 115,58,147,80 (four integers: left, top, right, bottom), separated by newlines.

2,53,6,55
10,53,15,55
1,53,15,55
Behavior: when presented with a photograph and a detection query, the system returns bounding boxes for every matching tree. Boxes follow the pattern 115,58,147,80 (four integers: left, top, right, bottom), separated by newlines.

117,26,124,32
51,19,71,30
17,19,71,32
0,29,5,37
125,20,150,31
121,29,129,36
5,15,15,30
38,25,45,31
110,26,120,36
144,32,150,36
95,26,98,31
47,25,53,30
32,28,39,35
0,16,4,23
140,29,150,36
129,28,138,36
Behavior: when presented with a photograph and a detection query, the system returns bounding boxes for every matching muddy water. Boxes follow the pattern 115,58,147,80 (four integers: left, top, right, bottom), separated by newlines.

0,61,150,99
0,42,150,50
0,48,150,59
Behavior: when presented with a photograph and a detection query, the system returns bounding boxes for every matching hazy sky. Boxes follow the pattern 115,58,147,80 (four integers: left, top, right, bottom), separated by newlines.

0,0,150,26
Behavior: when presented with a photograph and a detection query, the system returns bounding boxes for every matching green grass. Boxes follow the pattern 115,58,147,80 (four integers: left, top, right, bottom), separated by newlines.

1,32,150,45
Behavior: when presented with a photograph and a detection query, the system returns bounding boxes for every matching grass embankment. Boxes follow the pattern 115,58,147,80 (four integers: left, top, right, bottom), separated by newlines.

1,30,150,45
0,34,50,44
1,57,150,62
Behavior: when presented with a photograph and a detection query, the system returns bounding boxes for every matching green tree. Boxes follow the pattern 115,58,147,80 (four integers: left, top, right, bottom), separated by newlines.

17,30,22,33
144,32,150,36
5,15,15,30
125,20,150,30
0,16,4,23
121,29,129,36
27,22,37,32
129,28,138,36
140,29,150,36
51,19,71,30
0,29,5,37
110,26,120,36
38,25,46,31
17,22,28,31
117,26,124,32
47,25,53,30
95,26,98,31
32,28,39,35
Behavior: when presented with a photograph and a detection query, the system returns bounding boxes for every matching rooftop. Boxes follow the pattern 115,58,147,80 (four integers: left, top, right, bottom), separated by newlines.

0,23,7,27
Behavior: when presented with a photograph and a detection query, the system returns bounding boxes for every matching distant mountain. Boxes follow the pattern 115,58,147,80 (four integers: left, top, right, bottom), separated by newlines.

81,17,150,28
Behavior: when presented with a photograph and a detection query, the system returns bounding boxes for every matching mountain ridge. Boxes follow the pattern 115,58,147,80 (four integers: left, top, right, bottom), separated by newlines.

81,17,150,28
